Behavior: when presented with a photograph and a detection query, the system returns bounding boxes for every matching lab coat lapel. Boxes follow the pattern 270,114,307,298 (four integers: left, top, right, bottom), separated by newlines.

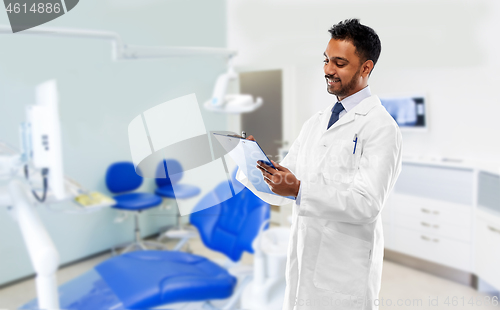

325,95,381,132
327,110,355,131
318,103,334,131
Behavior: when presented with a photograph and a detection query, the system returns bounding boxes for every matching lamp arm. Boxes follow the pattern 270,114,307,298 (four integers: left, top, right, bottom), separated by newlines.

0,25,237,61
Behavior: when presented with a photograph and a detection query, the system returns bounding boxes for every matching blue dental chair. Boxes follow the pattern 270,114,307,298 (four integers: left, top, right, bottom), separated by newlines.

154,159,202,251
21,170,270,310
155,159,201,199
106,162,164,253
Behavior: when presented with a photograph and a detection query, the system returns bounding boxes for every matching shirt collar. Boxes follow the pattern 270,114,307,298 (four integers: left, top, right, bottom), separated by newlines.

338,86,371,113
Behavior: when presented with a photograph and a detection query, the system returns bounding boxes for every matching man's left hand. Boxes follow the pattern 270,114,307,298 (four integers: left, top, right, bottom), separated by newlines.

257,160,300,198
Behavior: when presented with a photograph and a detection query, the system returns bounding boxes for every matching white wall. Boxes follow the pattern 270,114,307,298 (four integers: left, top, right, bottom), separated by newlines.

0,0,228,285
228,0,500,162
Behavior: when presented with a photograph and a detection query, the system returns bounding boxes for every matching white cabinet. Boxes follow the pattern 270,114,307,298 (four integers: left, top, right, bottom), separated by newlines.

384,161,500,291
392,194,472,242
384,162,474,273
392,225,472,271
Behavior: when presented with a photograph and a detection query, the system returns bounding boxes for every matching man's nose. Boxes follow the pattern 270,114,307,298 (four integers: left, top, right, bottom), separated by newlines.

324,62,336,76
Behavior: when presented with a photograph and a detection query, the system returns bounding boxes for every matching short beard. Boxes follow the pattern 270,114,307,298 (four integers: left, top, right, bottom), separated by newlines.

327,66,362,98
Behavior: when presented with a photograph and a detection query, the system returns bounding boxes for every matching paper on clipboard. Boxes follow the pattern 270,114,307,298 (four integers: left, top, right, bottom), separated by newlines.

212,133,296,200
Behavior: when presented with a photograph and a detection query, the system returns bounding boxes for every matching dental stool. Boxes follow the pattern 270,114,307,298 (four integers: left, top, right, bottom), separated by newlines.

155,159,201,251
106,161,164,253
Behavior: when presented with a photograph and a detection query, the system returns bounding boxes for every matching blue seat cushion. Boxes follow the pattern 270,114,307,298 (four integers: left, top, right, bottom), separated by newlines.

95,251,237,309
155,184,201,199
191,185,269,261
112,193,162,211
106,162,143,194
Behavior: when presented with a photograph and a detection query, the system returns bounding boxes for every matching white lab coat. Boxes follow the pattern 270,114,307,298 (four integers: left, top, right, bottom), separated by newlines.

237,95,402,310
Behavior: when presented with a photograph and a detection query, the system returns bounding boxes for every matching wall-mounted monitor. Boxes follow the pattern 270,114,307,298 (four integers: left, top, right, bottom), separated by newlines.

380,95,426,130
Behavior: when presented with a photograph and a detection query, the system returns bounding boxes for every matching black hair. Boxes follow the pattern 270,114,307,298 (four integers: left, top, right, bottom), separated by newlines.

328,19,381,70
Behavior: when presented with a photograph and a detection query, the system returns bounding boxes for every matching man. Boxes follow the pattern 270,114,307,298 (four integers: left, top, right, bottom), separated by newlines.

237,19,402,309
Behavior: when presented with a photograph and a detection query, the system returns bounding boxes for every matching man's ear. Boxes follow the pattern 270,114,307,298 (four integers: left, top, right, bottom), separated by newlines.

362,60,374,77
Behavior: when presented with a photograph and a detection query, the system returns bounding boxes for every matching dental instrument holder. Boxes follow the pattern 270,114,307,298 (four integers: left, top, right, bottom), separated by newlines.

0,81,65,310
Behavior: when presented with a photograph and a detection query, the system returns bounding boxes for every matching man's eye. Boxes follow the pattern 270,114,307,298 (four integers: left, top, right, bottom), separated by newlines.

323,59,328,64
336,63,346,67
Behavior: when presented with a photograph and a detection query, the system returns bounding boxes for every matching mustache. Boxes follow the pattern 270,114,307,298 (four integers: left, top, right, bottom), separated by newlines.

325,75,340,80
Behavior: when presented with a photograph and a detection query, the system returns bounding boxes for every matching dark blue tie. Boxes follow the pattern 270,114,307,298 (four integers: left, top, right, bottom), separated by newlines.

327,102,345,129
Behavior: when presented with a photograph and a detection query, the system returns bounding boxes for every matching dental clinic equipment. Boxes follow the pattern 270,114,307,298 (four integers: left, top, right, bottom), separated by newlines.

0,80,66,310
22,80,65,202
20,168,273,310
0,25,260,114
0,80,115,310
204,64,263,114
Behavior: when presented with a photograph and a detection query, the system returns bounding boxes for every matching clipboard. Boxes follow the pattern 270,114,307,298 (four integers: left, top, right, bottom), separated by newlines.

213,132,296,200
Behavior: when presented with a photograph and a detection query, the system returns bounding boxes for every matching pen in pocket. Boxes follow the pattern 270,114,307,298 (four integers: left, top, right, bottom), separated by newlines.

353,134,358,154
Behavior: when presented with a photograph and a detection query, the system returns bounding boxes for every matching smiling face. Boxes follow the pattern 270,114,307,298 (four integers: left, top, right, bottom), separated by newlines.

323,38,373,101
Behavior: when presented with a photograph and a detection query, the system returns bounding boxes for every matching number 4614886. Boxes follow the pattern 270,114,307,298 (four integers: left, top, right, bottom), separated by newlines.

6,3,61,14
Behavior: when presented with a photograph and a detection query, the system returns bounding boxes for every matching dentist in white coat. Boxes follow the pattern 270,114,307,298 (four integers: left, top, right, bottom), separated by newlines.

237,19,402,310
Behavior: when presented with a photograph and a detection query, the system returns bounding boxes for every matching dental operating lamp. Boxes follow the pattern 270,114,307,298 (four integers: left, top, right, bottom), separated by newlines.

203,64,263,114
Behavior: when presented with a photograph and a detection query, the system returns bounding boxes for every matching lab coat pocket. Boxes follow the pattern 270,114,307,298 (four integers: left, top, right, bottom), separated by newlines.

323,139,359,183
313,226,372,297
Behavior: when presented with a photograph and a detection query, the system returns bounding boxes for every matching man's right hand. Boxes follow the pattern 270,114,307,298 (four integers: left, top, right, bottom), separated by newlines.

246,135,256,141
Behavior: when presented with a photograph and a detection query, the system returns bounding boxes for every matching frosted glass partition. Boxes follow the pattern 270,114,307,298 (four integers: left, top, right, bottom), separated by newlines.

478,171,500,214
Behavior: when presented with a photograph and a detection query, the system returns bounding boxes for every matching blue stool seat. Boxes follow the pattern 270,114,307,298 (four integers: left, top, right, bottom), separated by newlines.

113,193,163,211
95,251,236,309
155,184,201,199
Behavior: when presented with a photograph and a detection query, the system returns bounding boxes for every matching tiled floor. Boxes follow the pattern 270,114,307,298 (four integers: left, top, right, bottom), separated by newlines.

379,261,499,310
0,234,498,310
